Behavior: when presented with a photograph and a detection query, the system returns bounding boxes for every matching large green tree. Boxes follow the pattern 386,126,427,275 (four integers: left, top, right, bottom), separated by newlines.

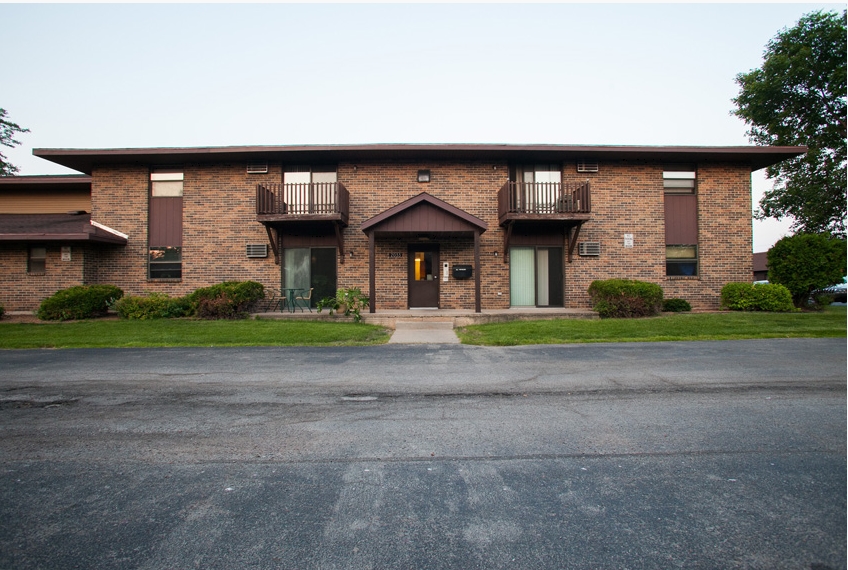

0,108,30,176
733,10,847,237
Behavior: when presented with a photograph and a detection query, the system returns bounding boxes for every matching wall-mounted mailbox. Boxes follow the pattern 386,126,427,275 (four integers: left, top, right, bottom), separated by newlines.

452,265,473,280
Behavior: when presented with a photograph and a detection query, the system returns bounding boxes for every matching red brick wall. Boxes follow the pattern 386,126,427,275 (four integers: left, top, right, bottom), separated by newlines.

0,245,87,311
562,161,752,310
1,158,753,312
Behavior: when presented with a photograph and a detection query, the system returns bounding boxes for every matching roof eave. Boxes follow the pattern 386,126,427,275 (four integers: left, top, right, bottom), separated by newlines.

33,143,807,175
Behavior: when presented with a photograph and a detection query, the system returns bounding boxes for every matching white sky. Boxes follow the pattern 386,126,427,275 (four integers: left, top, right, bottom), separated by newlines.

1,2,842,251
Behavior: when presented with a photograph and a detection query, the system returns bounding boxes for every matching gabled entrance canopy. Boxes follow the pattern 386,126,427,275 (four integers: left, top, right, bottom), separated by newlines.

361,193,488,313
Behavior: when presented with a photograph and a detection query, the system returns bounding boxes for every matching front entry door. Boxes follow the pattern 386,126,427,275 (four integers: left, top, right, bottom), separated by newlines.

408,244,439,308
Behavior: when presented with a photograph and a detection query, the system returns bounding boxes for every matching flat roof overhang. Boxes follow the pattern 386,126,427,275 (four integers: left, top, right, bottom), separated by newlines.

33,144,807,175
0,214,128,245
0,174,92,193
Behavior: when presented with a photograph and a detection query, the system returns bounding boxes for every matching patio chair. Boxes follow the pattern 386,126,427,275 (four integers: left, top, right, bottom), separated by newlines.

264,289,284,312
294,288,314,312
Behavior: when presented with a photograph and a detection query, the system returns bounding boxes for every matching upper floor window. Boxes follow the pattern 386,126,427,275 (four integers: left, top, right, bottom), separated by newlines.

663,170,696,193
513,164,561,185
151,170,184,197
510,164,563,213
283,166,338,214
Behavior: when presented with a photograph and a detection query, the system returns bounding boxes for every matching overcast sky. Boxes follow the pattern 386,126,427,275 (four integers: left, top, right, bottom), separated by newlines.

1,2,842,251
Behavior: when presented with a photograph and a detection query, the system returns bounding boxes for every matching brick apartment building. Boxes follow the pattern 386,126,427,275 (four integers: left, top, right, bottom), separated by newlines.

0,144,804,314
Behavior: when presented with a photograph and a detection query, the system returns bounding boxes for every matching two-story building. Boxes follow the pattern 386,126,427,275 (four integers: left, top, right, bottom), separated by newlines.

0,143,804,314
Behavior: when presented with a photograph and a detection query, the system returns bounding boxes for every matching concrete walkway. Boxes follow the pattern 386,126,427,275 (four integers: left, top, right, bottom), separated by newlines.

388,320,460,344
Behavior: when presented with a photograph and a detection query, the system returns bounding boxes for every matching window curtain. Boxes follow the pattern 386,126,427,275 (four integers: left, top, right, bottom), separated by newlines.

510,247,535,306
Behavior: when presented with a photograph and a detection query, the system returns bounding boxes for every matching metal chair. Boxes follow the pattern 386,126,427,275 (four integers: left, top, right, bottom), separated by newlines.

294,288,314,312
264,289,283,312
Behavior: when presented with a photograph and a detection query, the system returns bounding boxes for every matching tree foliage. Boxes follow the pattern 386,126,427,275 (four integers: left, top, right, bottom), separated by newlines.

0,108,30,176
767,233,846,307
733,10,847,236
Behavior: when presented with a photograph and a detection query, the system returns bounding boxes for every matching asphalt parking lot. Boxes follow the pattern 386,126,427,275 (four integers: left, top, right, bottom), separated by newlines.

1,338,845,569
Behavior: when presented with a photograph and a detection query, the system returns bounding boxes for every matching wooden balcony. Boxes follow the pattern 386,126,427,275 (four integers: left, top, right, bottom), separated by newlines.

256,182,349,226
497,180,591,226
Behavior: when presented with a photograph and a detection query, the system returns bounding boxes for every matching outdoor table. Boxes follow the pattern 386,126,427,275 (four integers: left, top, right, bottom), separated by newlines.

280,288,304,313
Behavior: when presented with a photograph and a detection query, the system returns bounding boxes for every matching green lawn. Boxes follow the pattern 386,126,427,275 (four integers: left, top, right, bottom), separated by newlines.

0,318,391,349
456,306,847,346
1,308,844,349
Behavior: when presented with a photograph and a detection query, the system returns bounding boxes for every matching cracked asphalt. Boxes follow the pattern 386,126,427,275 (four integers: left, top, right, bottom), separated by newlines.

0,338,845,569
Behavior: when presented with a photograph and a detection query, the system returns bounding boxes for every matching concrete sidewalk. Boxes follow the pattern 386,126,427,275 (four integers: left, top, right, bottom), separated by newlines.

388,320,460,344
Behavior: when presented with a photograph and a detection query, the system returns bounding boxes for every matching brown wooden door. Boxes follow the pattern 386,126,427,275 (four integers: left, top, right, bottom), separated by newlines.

408,244,439,308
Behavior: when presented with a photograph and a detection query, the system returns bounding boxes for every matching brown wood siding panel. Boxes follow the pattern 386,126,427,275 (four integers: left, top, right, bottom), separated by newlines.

664,194,697,244
380,203,471,233
149,197,183,246
279,233,336,248
0,191,91,214
511,230,563,247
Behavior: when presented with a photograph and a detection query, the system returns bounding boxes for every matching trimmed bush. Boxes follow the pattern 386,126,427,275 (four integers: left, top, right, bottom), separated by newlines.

720,282,794,312
187,281,265,319
115,293,191,320
662,298,692,312
588,279,663,318
767,233,847,307
37,285,124,321
0,302,4,320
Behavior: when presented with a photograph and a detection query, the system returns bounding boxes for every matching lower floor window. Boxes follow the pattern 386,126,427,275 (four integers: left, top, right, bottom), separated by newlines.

284,247,337,308
28,246,46,274
666,245,698,276
149,246,182,279
509,246,563,307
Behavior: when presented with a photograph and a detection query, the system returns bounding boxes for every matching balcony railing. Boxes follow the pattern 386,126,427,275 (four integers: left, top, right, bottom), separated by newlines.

498,180,591,223
256,182,349,224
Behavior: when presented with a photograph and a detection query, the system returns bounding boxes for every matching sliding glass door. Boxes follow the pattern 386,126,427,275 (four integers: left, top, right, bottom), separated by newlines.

509,247,563,307
283,247,336,308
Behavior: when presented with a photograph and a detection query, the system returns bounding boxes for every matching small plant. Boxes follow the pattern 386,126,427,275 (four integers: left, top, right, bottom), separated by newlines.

0,302,4,320
588,279,664,318
662,298,692,312
317,287,370,323
114,293,191,320
720,282,795,312
37,285,124,321
187,281,265,319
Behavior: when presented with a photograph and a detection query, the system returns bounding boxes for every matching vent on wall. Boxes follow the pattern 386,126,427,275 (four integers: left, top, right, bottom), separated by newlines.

578,242,601,256
247,163,268,174
577,160,599,173
246,244,268,258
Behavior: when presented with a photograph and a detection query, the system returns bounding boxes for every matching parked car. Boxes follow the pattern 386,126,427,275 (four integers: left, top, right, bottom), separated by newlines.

813,277,847,304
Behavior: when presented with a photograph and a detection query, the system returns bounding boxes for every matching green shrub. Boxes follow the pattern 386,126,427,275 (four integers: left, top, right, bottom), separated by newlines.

720,282,795,312
37,285,124,321
187,281,265,319
0,302,4,319
662,298,692,312
588,279,664,318
316,287,370,323
767,233,847,307
115,293,191,320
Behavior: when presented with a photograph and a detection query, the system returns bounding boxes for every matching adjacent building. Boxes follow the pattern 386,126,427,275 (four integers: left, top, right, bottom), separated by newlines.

0,144,805,313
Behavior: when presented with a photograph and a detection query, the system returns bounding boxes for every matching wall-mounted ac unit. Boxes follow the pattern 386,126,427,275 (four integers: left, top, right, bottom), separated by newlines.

578,242,601,256
246,244,268,258
577,160,599,173
247,163,269,174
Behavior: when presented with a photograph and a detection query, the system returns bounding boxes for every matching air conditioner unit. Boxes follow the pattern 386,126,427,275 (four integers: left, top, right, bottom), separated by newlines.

578,242,601,256
577,160,599,173
247,163,269,174
246,244,268,258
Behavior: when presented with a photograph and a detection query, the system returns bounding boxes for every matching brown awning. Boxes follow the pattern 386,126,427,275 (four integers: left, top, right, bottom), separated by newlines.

0,214,128,245
361,192,487,237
